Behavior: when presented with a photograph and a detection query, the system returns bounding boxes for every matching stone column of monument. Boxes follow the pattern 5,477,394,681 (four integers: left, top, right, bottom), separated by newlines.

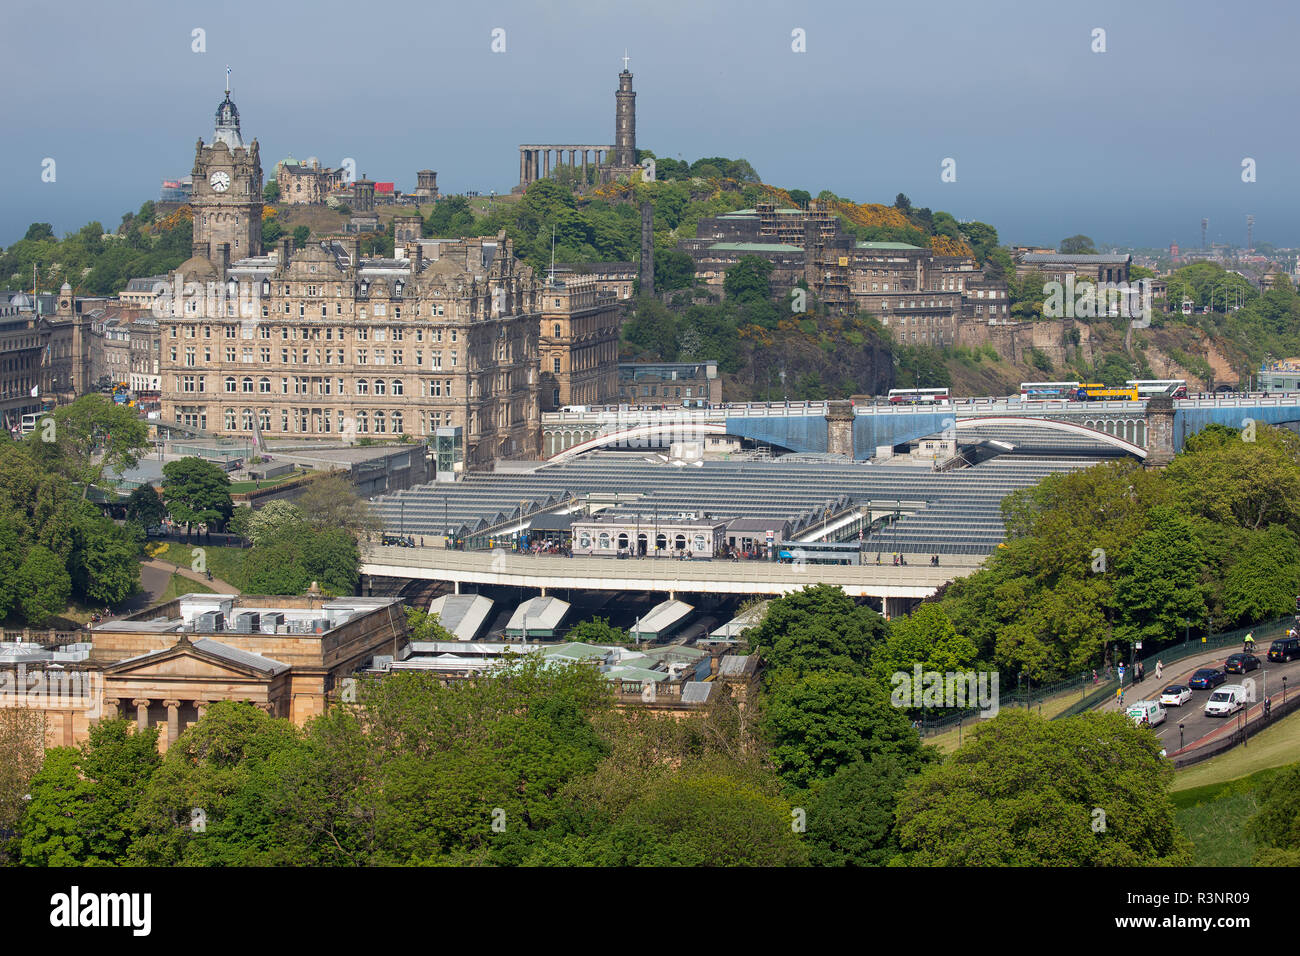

520,149,527,186
825,400,855,457
164,700,181,745
133,698,150,732
1144,396,1176,467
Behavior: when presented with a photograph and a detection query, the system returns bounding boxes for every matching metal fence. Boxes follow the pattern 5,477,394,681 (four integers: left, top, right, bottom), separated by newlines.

919,615,1294,735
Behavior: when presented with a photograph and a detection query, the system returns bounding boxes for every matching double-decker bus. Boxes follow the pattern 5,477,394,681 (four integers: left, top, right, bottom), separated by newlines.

1019,381,1080,401
887,387,950,405
1126,379,1188,399
1074,382,1139,401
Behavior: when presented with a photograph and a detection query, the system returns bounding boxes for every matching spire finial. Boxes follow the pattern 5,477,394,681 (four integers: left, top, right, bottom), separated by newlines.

622,49,630,71
225,64,231,96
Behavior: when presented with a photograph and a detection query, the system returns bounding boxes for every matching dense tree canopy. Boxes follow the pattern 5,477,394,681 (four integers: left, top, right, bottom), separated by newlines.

893,711,1191,866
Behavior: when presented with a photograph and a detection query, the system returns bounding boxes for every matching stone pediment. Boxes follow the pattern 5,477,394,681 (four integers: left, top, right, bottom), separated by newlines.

105,637,287,682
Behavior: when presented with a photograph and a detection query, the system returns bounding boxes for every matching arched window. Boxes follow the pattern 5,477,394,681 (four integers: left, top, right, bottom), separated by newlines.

674,534,686,551
261,278,270,296
356,411,368,433
374,410,386,433
598,533,611,551
579,533,592,550
258,408,271,431
693,534,706,552
617,533,629,551
241,408,254,430
356,380,369,395
374,379,386,396
241,377,253,393
390,410,403,433
553,323,561,338
391,379,403,396
224,376,236,393
258,377,270,393
224,408,236,430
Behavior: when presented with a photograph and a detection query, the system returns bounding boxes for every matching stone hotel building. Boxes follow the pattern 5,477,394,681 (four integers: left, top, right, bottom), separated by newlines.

157,86,557,468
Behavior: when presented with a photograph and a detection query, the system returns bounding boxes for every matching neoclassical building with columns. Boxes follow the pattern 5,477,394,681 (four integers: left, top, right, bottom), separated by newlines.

0,591,408,752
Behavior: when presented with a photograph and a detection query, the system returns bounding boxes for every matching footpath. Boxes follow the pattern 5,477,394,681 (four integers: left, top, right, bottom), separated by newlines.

142,558,240,595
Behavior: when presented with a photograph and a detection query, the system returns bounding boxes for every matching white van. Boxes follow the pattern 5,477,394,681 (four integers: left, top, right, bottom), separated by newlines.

1204,684,1248,717
1126,699,1167,727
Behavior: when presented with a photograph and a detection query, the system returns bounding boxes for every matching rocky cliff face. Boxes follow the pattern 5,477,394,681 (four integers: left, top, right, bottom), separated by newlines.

724,324,894,400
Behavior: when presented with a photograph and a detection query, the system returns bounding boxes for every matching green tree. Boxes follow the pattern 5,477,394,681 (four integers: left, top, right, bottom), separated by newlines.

24,223,55,242
565,617,630,645
161,457,233,535
245,500,305,546
1247,762,1300,866
125,484,166,528
893,710,1191,865
0,709,45,861
746,584,886,682
14,545,71,626
805,755,915,866
129,702,302,866
292,225,310,246
1060,234,1097,255
263,181,280,203
39,394,150,500
762,671,930,790
723,255,774,304
404,606,456,642
654,248,696,292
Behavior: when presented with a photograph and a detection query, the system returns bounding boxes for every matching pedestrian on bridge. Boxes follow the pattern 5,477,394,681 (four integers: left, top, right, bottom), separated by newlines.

1155,659,1163,681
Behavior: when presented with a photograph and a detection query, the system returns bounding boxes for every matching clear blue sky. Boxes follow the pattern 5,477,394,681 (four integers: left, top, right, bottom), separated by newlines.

2,0,1296,250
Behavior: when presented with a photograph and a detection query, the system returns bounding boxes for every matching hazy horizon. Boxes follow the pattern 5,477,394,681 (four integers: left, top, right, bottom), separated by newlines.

2,0,1296,252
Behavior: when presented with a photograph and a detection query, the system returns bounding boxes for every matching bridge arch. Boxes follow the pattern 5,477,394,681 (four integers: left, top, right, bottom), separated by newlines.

955,416,1148,458
549,421,728,462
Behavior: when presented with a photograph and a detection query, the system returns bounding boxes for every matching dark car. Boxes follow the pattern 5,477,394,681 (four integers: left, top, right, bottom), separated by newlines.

1189,668,1226,690
1224,653,1260,674
1268,637,1300,663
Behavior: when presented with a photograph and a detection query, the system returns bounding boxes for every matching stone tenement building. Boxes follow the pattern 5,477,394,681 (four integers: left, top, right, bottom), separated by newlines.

518,60,645,189
680,201,1011,347
538,275,620,411
154,85,589,469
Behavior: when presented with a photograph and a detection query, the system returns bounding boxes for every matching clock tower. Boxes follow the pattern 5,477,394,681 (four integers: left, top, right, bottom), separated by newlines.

191,77,262,264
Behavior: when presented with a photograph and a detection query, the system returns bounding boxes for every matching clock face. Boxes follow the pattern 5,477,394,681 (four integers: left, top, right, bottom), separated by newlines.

210,171,231,192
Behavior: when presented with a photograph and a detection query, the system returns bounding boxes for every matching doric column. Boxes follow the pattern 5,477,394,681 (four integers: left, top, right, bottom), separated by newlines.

164,699,180,745
582,150,588,180
543,150,550,177
132,698,150,731
519,148,526,185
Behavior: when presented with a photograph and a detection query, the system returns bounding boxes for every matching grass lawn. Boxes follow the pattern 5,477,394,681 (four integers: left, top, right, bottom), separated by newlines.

1172,775,1270,866
159,573,215,602
228,471,307,494
1171,706,1300,792
149,542,248,590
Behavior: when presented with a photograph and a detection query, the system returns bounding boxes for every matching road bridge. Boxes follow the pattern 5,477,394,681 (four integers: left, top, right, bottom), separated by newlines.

542,394,1300,464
